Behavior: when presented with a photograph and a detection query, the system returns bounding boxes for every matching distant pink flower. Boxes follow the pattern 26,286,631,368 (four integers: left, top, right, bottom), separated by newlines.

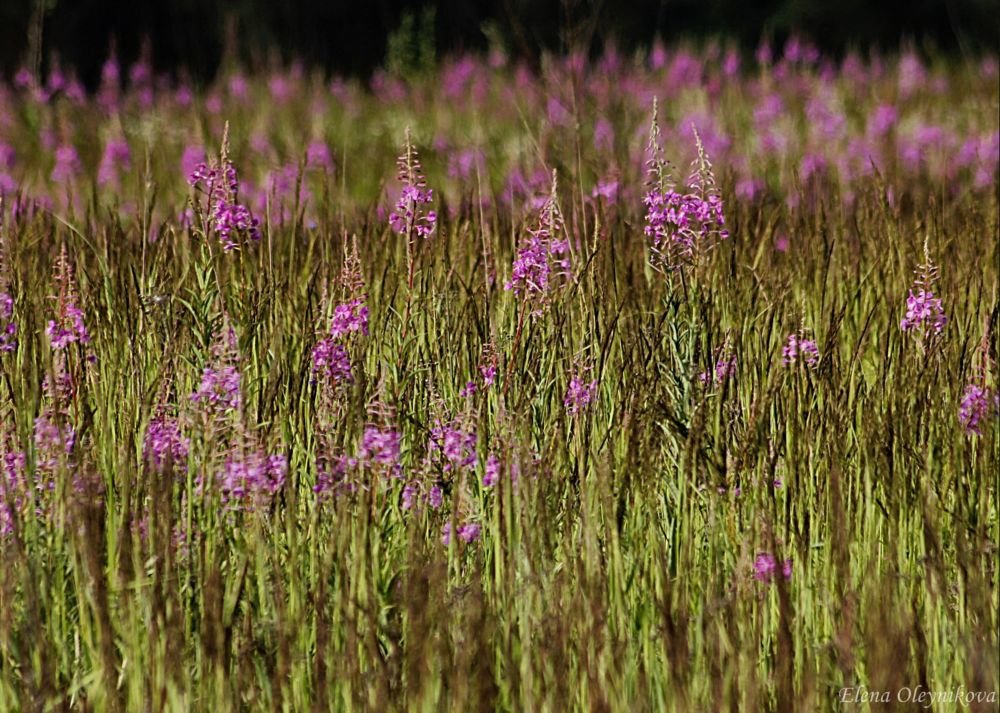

900,290,947,336
564,365,598,415
191,365,241,413
483,454,501,487
329,299,368,339
959,384,997,436
441,521,481,545
782,332,820,369
699,342,736,387
0,292,17,353
51,145,81,183
216,451,287,509
360,426,401,469
310,339,352,387
390,134,436,240
753,553,792,583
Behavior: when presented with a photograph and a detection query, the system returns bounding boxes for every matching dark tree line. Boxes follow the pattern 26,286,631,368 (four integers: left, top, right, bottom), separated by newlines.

2,0,997,87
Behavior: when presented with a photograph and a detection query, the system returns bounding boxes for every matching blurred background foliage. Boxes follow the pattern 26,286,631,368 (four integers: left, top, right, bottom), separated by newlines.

1,0,998,86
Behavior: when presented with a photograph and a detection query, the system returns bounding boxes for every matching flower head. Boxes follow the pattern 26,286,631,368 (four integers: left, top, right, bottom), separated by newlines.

360,426,402,469
217,450,287,510
429,419,477,472
782,331,820,368
959,384,997,436
144,416,190,472
46,248,90,352
51,144,81,183
699,340,737,387
189,127,261,252
900,241,947,338
564,360,598,415
0,292,16,353
98,137,131,187
505,170,571,314
483,453,501,487
900,289,947,335
441,521,482,545
389,130,437,240
329,299,369,339
644,124,728,270
753,553,793,583
191,365,241,413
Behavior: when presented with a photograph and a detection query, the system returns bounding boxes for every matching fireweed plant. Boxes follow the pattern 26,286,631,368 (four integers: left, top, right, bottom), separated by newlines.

0,42,996,712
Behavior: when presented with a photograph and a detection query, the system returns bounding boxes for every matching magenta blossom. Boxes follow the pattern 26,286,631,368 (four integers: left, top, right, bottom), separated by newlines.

310,338,352,387
46,303,90,350
483,453,501,487
900,290,947,336
390,134,437,240
51,144,81,183
0,293,16,353
958,384,998,436
753,553,793,583
360,426,402,469
216,451,287,509
144,417,190,472
505,176,571,314
190,365,241,413
699,343,737,387
441,521,481,545
429,419,477,472
564,376,597,415
782,332,820,368
329,299,369,339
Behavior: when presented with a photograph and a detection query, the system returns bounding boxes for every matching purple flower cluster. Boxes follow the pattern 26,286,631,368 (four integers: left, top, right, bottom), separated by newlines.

781,332,820,368
98,137,131,186
216,451,287,508
143,416,190,471
441,521,481,545
0,292,16,353
310,339,352,386
505,230,570,300
46,302,90,351
33,416,76,472
314,454,358,498
0,451,27,536
313,422,401,500
190,365,241,414
211,202,260,251
390,136,437,240
900,289,947,336
699,344,737,387
306,141,334,172
188,158,260,251
505,188,571,311
51,144,81,183
958,384,998,436
644,190,728,268
329,299,369,339
564,375,598,415
390,184,437,240
483,453,501,487
311,298,368,390
429,419,478,472
753,553,793,583
360,426,402,469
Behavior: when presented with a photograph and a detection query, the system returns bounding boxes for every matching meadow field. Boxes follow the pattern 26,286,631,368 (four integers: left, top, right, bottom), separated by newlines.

0,41,997,711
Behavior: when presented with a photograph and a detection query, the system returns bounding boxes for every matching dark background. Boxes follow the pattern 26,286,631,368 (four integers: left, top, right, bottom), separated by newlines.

2,0,998,86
